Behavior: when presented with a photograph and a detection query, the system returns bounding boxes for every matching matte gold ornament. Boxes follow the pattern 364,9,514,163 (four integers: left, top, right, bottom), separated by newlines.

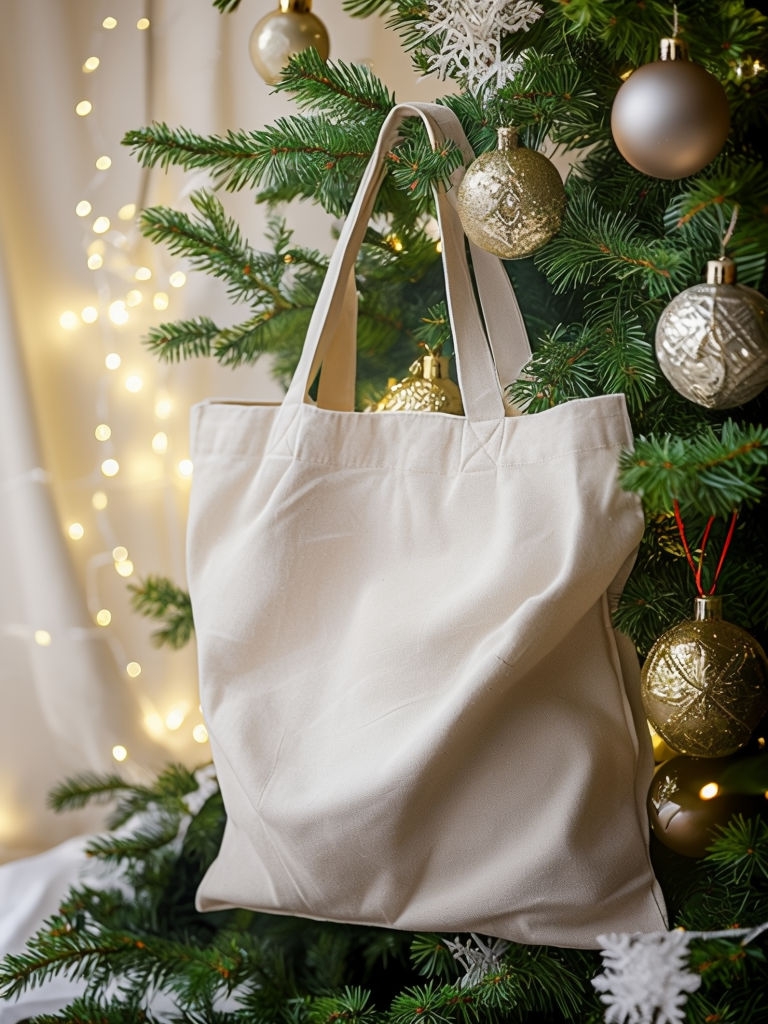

641,595,768,759
249,0,330,85
456,127,566,260
373,352,463,414
655,257,768,409
648,754,767,857
611,37,730,179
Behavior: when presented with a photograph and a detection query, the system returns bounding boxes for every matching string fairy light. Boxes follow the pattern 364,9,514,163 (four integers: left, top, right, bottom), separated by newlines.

38,9,212,782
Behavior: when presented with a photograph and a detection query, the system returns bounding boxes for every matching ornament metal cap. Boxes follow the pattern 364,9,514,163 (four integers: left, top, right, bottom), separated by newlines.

706,257,737,285
280,0,313,11
694,594,723,621
496,126,519,150
659,37,689,61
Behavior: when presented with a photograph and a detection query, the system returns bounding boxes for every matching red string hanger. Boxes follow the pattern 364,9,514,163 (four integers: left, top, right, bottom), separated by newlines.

672,499,738,597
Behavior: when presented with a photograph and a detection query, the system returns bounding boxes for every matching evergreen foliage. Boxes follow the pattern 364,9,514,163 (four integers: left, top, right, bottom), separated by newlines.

1,767,766,1022
4,0,768,1021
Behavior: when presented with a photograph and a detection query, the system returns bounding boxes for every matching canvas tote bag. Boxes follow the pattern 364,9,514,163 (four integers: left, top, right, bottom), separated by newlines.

188,102,667,948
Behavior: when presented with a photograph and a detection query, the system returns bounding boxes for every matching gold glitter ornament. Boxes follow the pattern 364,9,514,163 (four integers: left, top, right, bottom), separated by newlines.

374,352,463,414
249,0,329,85
456,127,566,260
641,595,768,759
655,257,768,409
611,37,730,180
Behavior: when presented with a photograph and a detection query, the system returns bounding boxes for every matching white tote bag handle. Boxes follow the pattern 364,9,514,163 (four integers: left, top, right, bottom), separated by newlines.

284,102,532,422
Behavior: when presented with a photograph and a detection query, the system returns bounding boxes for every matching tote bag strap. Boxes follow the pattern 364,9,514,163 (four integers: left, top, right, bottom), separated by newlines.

285,102,530,422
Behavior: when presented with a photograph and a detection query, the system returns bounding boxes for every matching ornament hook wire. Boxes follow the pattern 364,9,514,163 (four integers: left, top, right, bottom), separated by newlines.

720,204,740,257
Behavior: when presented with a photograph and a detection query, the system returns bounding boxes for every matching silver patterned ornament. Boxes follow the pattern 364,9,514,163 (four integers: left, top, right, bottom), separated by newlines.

611,37,730,180
641,595,768,759
456,127,566,260
249,0,330,85
655,257,768,408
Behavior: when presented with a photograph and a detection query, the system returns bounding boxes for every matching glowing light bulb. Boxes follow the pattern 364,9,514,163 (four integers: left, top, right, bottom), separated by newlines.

82,56,100,72
59,311,79,330
67,522,85,540
81,306,98,324
105,353,121,370
135,266,152,281
95,155,112,171
75,200,92,217
177,459,194,478
75,100,93,117
92,490,108,510
143,713,164,739
112,546,128,562
699,782,720,801
153,291,169,310
118,203,136,221
151,431,168,454
125,374,143,393
192,724,209,744
112,745,128,763
125,289,143,307
34,629,52,647
101,458,119,477
165,707,185,731
108,301,129,325
154,397,172,419
137,17,151,30
126,661,142,678
92,216,111,234
87,253,104,270
168,271,186,288
94,423,112,441
103,17,118,29
96,609,112,626
115,560,134,578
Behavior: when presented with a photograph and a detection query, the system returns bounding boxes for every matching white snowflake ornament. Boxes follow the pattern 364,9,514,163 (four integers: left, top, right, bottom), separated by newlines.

419,0,544,92
592,931,701,1024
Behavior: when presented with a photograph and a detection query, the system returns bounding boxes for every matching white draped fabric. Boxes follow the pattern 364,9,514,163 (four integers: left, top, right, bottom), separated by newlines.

0,3,430,1015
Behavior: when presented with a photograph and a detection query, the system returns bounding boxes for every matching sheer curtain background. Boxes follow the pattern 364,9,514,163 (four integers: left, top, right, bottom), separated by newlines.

0,0,432,865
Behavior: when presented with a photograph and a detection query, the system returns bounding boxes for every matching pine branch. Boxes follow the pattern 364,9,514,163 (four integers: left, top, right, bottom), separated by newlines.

143,317,218,362
619,421,768,516
139,192,286,306
129,575,194,649
535,187,695,299
47,772,135,814
274,49,395,120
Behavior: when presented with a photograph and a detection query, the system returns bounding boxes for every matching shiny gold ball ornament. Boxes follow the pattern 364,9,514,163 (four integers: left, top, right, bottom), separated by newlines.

655,257,768,409
456,127,566,260
648,754,767,858
611,38,730,179
249,0,330,85
641,595,768,759
374,352,463,414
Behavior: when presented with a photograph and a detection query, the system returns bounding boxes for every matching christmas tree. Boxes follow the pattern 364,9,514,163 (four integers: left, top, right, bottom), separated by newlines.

2,0,768,1020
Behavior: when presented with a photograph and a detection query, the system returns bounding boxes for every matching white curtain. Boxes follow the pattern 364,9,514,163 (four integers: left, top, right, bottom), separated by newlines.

0,0,433,864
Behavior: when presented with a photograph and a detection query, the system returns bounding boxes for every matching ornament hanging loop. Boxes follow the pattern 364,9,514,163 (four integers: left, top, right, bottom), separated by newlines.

672,500,738,597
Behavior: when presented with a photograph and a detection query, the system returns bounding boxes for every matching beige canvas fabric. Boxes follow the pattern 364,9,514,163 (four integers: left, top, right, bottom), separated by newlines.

188,103,667,948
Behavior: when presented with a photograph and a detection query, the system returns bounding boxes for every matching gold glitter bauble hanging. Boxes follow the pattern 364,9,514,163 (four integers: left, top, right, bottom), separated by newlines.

611,37,730,179
641,595,768,758
249,0,330,85
456,127,566,260
374,353,463,414
655,257,768,409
